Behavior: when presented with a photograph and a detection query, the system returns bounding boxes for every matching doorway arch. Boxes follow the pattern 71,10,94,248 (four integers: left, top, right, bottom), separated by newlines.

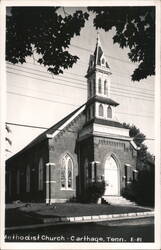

104,155,120,196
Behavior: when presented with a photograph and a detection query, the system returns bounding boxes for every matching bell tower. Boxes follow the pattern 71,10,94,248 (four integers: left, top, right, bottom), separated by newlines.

85,33,119,124
78,34,136,198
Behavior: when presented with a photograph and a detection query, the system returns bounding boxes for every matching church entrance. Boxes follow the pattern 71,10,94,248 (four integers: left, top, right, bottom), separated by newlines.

104,156,119,196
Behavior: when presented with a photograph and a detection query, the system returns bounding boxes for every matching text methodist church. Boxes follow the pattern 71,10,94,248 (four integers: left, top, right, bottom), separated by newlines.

6,35,139,204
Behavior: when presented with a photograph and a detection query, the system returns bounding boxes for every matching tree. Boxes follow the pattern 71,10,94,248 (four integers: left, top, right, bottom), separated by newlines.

122,123,155,206
6,7,155,81
6,7,89,75
5,124,12,156
88,7,155,81
122,122,154,168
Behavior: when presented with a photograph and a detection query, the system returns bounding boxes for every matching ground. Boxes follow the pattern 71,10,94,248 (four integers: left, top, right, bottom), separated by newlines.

5,202,152,227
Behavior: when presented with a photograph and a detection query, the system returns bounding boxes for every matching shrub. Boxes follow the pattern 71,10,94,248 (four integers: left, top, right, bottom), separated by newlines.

122,169,154,206
80,181,105,203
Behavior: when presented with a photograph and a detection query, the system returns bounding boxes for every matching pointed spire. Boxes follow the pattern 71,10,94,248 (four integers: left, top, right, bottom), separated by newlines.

96,32,101,46
86,33,111,77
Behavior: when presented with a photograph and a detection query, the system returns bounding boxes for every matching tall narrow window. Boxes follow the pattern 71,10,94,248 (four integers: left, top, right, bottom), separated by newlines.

26,165,30,192
61,158,66,188
68,158,73,188
104,80,108,96
98,78,102,94
38,158,44,191
61,154,73,189
99,104,104,117
107,105,112,118
17,169,20,194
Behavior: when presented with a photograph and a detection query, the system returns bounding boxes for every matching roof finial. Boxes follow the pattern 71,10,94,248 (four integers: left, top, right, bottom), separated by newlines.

96,31,100,43
96,31,101,47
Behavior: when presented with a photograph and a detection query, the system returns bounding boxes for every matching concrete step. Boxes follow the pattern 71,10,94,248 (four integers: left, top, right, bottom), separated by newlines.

102,196,136,206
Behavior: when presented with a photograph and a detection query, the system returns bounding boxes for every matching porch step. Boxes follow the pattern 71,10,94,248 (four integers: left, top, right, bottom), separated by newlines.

102,196,136,206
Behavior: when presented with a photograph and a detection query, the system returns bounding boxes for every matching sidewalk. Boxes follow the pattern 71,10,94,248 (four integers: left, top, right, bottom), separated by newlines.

5,202,154,231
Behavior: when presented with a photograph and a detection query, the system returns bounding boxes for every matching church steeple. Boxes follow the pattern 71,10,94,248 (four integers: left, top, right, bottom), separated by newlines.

85,34,119,124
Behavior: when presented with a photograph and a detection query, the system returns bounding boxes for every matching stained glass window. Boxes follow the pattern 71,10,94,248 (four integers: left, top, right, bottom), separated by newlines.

61,158,66,188
68,159,73,188
61,154,73,189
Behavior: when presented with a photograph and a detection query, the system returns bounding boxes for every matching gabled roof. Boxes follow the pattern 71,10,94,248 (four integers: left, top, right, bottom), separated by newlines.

7,103,85,162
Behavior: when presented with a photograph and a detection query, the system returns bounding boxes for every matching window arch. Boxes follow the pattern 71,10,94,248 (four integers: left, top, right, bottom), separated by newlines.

98,78,102,94
104,80,108,96
61,154,73,189
38,158,44,191
26,165,30,192
99,104,104,117
107,105,112,118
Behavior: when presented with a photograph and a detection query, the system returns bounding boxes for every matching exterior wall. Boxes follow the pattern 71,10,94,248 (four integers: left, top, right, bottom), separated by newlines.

47,112,86,202
6,140,49,203
78,136,94,195
78,133,137,197
93,136,137,194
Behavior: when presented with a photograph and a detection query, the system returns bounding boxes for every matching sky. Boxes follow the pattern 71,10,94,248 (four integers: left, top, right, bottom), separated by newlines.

6,7,155,158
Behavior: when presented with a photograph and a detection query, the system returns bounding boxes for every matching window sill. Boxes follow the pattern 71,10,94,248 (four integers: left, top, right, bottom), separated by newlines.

60,188,74,191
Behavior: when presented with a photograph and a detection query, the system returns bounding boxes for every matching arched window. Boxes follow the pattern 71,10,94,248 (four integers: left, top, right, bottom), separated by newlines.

98,78,102,94
38,158,44,191
102,58,105,65
61,154,73,189
26,165,30,192
17,169,20,194
99,104,104,117
104,80,108,96
107,105,112,118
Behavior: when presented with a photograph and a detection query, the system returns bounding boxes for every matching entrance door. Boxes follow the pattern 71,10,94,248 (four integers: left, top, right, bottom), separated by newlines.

104,156,119,196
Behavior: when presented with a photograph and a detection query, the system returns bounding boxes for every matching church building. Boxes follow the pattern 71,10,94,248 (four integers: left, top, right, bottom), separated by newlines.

6,35,139,204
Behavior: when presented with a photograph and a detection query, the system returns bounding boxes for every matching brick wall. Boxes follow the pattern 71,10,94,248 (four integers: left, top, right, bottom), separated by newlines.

93,136,137,192
6,139,49,203
47,112,86,201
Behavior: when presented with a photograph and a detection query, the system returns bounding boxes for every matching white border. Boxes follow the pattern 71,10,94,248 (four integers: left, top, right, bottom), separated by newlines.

0,1,160,250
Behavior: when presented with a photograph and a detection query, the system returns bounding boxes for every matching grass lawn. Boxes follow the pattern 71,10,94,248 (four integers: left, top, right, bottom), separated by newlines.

18,202,152,218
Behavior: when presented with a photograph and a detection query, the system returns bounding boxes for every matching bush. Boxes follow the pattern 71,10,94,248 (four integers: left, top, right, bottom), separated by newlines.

122,169,154,206
80,181,105,203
